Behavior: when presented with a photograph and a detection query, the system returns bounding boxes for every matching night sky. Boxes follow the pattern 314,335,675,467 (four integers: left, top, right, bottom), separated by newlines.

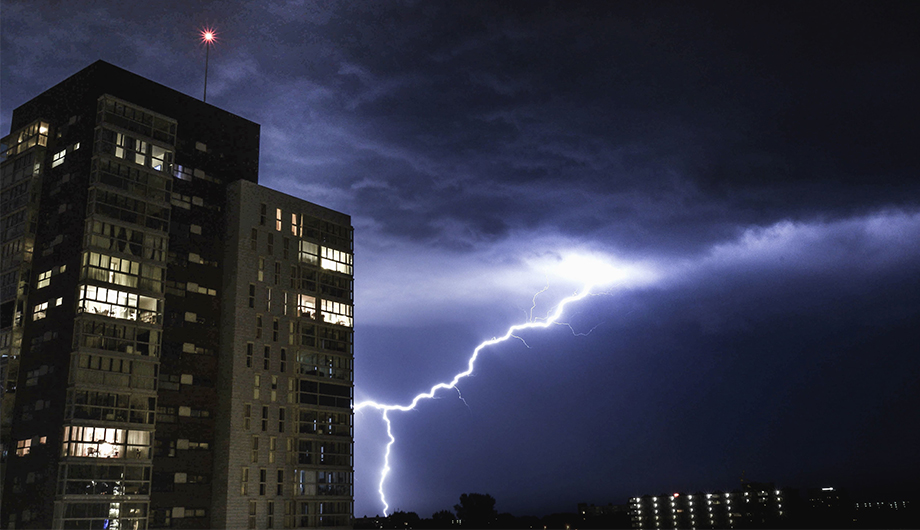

3,0,919,518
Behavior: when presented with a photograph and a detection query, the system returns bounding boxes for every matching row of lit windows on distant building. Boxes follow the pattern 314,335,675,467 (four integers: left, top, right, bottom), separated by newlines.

630,490,784,527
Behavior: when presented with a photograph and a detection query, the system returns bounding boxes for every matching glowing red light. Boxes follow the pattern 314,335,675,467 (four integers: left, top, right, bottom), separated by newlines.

674,493,680,497
200,28,217,44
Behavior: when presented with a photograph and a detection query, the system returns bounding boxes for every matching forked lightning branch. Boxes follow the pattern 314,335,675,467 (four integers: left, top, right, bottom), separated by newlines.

354,251,652,515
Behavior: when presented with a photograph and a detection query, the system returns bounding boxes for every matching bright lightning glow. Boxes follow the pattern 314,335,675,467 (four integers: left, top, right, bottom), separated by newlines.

356,278,603,515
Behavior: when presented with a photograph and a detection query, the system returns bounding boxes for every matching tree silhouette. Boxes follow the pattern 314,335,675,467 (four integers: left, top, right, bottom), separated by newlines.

454,493,498,527
432,510,455,522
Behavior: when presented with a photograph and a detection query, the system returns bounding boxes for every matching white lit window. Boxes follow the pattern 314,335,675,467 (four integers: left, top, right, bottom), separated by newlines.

320,247,353,275
320,300,353,327
37,270,52,289
33,302,48,320
52,149,66,167
78,284,159,323
276,208,282,231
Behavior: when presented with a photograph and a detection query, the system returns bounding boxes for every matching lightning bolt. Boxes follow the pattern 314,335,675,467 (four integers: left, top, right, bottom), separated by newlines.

356,283,599,515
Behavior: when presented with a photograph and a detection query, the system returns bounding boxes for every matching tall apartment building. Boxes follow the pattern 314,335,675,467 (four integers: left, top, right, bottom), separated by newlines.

0,60,354,529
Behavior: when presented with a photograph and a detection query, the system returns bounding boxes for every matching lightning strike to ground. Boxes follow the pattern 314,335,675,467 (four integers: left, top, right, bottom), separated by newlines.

356,282,600,515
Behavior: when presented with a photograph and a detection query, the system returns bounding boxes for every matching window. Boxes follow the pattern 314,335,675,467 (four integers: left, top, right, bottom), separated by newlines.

277,470,284,496
52,149,66,167
268,233,274,255
33,302,48,321
37,269,52,289
276,208,282,231
190,224,202,235
269,436,277,464
244,404,252,430
260,204,267,226
78,285,160,323
16,438,31,456
259,258,265,282
247,343,254,368
241,467,250,495
256,315,263,339
195,141,207,152
280,349,287,373
267,287,272,312
251,228,258,251
298,241,318,265
252,436,259,463
273,319,279,341
279,407,286,433
283,238,290,259
297,295,316,318
320,247,353,275
249,284,256,308
320,300,353,327
61,426,151,459
274,262,281,285
260,469,268,496
263,346,271,371
262,406,269,432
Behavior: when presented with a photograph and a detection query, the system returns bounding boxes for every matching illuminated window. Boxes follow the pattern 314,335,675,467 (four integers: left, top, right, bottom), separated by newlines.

16,439,31,456
320,247,353,275
241,467,250,495
52,149,66,167
78,284,160,323
276,208,282,231
37,270,52,289
321,300,353,327
33,301,49,320
297,295,316,318
61,425,151,459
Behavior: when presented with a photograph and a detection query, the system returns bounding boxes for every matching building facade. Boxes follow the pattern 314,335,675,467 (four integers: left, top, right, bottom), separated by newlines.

0,61,354,529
